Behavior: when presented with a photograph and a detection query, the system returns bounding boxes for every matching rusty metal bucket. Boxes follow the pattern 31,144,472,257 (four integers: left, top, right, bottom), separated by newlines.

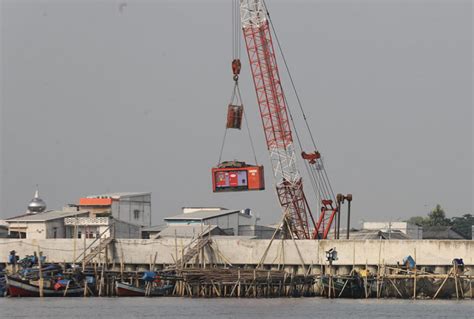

226,104,243,129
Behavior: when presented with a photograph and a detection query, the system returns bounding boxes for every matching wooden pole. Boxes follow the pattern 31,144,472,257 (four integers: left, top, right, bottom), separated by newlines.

377,239,382,298
338,269,354,298
364,259,368,298
454,264,459,300
37,246,44,298
63,280,70,297
73,220,77,265
413,252,417,299
470,274,473,299
238,269,241,297
389,278,403,298
433,269,452,299
82,234,86,271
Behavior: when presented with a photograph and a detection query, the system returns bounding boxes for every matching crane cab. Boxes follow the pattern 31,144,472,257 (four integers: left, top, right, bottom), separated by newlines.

212,161,264,192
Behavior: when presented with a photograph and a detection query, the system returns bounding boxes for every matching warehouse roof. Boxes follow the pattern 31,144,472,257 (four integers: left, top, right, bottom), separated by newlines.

142,224,167,233
349,229,410,240
164,209,251,221
6,210,88,222
155,225,227,238
422,226,467,240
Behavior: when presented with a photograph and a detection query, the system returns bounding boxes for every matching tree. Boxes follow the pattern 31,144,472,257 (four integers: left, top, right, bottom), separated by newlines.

406,205,473,239
451,214,474,239
426,204,451,226
406,216,428,226
406,204,452,226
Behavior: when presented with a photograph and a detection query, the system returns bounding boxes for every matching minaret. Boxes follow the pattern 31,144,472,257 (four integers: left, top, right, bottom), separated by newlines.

27,186,47,214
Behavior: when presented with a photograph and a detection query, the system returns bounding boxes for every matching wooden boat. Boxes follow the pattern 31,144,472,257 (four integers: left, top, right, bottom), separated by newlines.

0,272,6,297
321,275,364,298
7,276,84,297
115,281,173,297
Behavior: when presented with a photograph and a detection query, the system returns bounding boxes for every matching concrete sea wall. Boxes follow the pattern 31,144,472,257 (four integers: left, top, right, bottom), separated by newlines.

1,238,472,271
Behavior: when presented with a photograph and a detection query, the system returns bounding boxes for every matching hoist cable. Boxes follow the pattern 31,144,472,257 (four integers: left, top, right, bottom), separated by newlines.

218,128,228,165
263,0,336,202
237,84,259,165
263,0,320,152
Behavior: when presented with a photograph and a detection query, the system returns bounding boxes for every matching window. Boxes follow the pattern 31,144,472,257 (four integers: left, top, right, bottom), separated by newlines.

133,209,140,220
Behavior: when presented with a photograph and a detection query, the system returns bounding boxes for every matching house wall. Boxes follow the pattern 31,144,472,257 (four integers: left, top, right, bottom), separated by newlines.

113,219,141,239
7,220,66,239
168,213,256,236
363,222,423,239
238,225,278,239
46,219,66,239
65,219,141,239
112,194,151,227
203,214,240,235
0,227,8,238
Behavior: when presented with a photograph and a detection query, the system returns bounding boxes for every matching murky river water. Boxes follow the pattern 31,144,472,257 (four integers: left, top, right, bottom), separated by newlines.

0,297,472,318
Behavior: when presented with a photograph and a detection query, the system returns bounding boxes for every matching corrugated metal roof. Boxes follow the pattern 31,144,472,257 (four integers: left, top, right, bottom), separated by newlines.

84,192,150,199
6,210,89,222
164,209,247,221
349,229,409,240
141,224,167,232
155,225,225,238
422,226,467,239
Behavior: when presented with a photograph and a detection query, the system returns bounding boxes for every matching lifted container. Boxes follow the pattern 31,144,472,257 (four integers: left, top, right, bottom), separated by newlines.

212,161,265,192
226,105,243,129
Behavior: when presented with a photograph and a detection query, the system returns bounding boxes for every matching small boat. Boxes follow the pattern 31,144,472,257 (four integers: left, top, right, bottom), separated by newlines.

7,276,84,297
321,275,364,298
115,281,173,297
0,271,6,297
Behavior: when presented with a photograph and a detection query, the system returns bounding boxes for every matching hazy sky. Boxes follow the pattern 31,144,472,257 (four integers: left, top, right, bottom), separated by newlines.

1,0,472,226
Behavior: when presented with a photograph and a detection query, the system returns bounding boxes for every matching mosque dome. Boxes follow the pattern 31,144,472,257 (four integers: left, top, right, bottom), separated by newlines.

27,189,47,214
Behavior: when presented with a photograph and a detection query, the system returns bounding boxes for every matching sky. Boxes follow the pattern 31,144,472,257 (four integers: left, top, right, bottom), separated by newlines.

0,0,472,226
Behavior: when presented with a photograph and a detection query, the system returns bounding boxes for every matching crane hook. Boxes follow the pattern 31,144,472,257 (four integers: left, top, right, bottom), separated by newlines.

232,59,241,82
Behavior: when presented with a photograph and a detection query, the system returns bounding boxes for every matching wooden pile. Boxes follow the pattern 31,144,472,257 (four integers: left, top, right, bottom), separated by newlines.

173,267,315,298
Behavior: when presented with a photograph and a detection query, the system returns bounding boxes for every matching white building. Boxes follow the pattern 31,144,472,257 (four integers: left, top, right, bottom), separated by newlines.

64,215,141,239
0,220,9,238
164,207,257,236
6,210,89,239
78,192,152,227
362,221,423,239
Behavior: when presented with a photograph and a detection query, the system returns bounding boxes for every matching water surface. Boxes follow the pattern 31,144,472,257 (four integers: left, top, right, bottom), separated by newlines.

1,298,472,318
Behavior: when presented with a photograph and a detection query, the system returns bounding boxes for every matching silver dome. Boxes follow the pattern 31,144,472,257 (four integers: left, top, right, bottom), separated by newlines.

27,189,47,214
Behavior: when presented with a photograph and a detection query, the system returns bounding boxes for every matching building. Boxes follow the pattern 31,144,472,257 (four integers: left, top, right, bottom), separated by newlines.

158,225,228,239
0,220,9,238
422,226,468,240
77,192,151,227
64,215,141,239
164,207,257,236
238,224,280,239
141,224,167,239
6,210,89,239
362,222,422,239
5,190,147,239
349,229,410,240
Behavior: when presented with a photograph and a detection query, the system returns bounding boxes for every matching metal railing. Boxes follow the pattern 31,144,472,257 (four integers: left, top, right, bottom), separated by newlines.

73,223,114,265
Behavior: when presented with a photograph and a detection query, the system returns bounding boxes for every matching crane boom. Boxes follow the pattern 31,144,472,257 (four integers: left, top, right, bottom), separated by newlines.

238,0,343,239
239,0,316,239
